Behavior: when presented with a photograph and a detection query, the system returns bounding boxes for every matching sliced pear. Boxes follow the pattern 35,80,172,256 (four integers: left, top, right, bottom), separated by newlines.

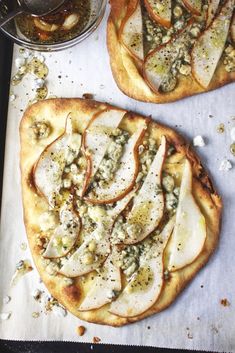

109,217,175,317
123,136,167,244
143,23,192,93
206,0,220,27
43,201,81,259
34,114,81,207
108,185,138,221
119,0,144,61
59,226,110,277
85,121,147,204
82,109,126,195
78,249,121,311
182,0,202,16
192,0,234,88
231,14,235,43
144,0,172,28
167,159,206,271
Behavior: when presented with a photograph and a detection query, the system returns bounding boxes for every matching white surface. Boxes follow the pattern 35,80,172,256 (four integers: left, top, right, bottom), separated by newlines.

0,7,235,352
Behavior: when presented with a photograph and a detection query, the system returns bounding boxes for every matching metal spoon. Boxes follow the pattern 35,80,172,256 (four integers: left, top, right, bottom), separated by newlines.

0,0,66,28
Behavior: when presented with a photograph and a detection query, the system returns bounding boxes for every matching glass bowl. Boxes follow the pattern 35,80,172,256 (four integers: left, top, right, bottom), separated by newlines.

0,0,107,51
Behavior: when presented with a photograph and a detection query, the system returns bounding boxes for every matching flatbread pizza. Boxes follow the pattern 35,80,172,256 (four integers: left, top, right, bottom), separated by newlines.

107,0,235,103
20,98,222,326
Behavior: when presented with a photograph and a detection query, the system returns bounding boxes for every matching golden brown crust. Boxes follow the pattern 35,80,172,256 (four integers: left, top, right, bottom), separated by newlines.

107,1,235,103
20,98,222,326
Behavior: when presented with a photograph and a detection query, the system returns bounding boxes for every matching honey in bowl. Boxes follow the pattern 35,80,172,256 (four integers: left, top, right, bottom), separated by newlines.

15,0,91,44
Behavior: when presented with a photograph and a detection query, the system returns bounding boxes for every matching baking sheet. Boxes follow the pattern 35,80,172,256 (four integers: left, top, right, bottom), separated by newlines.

0,7,235,352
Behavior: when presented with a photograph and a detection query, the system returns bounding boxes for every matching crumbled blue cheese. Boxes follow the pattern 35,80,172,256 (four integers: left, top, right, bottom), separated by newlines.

219,159,232,171
15,57,25,68
162,174,175,193
0,312,11,321
230,127,235,142
193,135,206,147
39,211,58,232
3,296,11,305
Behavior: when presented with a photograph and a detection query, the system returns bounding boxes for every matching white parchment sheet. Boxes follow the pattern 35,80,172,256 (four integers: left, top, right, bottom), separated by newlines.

0,7,235,352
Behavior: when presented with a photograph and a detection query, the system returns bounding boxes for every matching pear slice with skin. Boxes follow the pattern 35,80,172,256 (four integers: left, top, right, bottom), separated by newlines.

109,217,175,318
59,189,137,277
43,200,81,259
143,21,193,93
34,114,81,208
59,226,110,277
182,0,202,16
123,136,167,245
191,0,234,88
231,14,235,43
167,159,207,272
119,0,144,61
78,248,121,311
82,109,126,196
144,0,172,28
85,121,148,204
206,0,220,27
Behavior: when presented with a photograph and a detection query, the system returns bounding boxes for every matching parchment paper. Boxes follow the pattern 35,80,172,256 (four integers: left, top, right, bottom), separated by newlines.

0,7,235,352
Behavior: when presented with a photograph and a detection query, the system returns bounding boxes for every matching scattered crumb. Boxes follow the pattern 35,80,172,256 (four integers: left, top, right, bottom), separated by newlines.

52,304,67,317
230,127,235,141
0,312,12,320
82,93,94,100
31,289,42,301
219,159,232,172
208,114,214,118
77,325,86,336
11,259,33,287
10,94,16,102
20,242,27,251
93,336,101,343
220,298,230,307
216,123,225,133
230,143,235,156
147,326,151,330
211,325,219,334
186,327,193,339
193,135,206,147
32,312,40,318
200,285,204,288
3,296,11,305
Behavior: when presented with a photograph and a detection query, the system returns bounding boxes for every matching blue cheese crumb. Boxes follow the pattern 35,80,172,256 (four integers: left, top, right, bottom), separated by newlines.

219,159,232,172
193,136,205,147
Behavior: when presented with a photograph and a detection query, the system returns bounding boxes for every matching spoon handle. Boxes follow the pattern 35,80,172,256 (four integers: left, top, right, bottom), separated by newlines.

0,8,23,28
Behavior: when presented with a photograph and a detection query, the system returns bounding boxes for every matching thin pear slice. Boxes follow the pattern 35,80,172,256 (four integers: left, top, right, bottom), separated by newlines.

109,217,175,317
59,226,110,277
119,0,144,61
123,136,167,244
182,0,202,15
192,0,234,88
231,14,235,43
144,0,172,28
206,0,220,27
82,109,126,195
167,159,206,271
85,122,147,204
78,249,121,311
43,202,81,259
60,190,137,277
143,22,192,93
34,114,81,207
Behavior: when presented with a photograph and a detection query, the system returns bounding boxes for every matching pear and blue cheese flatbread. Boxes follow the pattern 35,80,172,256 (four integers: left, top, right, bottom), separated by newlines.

20,98,222,326
107,0,235,103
